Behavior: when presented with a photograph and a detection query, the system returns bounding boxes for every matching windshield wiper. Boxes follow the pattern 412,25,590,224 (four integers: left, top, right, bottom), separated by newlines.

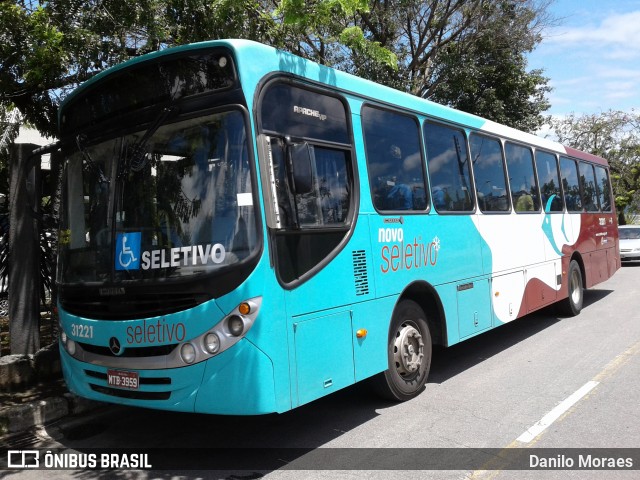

75,134,109,184
120,106,177,177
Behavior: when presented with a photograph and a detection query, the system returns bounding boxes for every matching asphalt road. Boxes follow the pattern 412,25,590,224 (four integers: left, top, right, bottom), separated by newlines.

3,263,640,479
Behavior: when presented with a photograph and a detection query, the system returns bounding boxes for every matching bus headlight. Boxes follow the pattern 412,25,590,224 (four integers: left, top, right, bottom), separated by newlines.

204,333,220,354
180,343,196,364
60,330,76,354
169,297,261,367
227,315,244,336
66,338,76,355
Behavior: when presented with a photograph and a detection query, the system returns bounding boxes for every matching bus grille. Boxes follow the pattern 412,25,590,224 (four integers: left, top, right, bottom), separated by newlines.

79,342,177,358
89,384,171,401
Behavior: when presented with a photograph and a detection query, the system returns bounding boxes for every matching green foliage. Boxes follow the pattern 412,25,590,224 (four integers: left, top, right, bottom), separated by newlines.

273,0,397,69
278,0,369,24
0,2,67,136
428,0,551,132
549,110,640,223
338,26,397,70
0,1,280,138
1,0,553,140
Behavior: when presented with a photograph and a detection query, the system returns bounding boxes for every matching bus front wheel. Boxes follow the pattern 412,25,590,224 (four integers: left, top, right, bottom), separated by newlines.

372,299,432,402
558,260,583,317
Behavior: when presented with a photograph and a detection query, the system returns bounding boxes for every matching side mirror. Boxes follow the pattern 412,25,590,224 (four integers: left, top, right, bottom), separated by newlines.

287,142,314,195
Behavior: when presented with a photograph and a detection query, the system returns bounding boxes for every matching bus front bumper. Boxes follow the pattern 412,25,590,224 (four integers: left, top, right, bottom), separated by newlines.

60,338,278,415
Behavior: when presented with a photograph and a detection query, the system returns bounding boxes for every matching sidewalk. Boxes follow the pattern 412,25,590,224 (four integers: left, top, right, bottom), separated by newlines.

0,345,103,437
0,378,102,436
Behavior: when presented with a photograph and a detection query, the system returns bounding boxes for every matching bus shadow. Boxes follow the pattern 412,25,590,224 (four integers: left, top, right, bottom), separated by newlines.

56,289,614,480
59,383,386,479
428,287,614,384
583,287,614,306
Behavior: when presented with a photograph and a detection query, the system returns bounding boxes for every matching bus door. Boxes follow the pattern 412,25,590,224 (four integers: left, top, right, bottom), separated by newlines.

257,81,365,405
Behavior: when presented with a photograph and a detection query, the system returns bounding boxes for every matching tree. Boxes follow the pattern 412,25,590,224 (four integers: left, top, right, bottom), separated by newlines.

295,0,553,131
0,2,69,137
549,110,640,224
2,1,554,140
0,1,280,138
0,106,20,203
350,0,493,93
428,1,552,132
270,0,397,69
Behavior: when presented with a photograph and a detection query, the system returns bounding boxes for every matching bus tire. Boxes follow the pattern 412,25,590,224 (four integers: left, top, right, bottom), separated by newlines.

371,299,432,402
558,260,583,316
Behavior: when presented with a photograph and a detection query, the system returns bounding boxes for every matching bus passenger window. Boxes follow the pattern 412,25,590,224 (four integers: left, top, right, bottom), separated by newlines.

505,142,540,213
470,134,510,212
423,122,474,212
579,162,600,212
535,151,564,212
560,157,582,212
594,165,612,212
362,106,428,212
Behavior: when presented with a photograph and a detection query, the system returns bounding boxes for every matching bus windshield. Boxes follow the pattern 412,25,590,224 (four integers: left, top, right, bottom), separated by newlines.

58,109,258,285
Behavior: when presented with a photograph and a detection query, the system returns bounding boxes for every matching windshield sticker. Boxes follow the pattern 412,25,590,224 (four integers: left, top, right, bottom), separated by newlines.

115,232,226,271
237,192,253,206
115,232,141,270
141,244,226,270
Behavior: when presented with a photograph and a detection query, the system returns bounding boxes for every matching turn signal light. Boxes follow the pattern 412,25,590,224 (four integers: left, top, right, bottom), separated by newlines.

238,302,251,315
356,329,368,339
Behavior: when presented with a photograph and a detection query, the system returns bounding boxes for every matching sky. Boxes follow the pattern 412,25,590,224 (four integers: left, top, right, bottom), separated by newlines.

527,0,640,117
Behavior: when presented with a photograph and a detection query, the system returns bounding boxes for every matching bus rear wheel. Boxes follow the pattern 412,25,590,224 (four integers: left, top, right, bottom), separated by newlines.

372,299,432,402
558,259,583,317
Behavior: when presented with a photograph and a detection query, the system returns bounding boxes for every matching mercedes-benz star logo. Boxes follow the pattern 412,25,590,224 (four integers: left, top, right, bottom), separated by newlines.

109,337,122,356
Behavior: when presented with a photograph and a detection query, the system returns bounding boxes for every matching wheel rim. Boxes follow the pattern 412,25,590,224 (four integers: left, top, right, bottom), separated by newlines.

393,322,425,377
570,269,582,304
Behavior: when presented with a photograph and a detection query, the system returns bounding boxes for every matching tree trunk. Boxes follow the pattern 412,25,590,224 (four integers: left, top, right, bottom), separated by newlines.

9,143,41,354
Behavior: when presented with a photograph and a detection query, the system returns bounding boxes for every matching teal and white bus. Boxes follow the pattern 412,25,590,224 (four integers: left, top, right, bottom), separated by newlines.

56,39,619,414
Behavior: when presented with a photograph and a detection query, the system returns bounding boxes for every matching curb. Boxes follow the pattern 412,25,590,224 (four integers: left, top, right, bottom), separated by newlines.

0,392,103,436
1,344,107,437
0,344,62,390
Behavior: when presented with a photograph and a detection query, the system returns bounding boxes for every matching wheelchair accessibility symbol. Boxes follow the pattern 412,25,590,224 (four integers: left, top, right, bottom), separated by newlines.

115,232,141,270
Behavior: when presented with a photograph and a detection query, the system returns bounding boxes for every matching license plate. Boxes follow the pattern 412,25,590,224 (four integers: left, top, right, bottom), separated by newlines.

107,370,139,390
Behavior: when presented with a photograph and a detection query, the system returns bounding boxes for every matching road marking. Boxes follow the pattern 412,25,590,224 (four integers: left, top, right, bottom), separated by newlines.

469,339,640,479
592,338,640,382
516,380,599,444
514,339,640,446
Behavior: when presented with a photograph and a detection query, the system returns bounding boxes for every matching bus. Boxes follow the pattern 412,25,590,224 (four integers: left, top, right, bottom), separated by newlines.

54,39,619,414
